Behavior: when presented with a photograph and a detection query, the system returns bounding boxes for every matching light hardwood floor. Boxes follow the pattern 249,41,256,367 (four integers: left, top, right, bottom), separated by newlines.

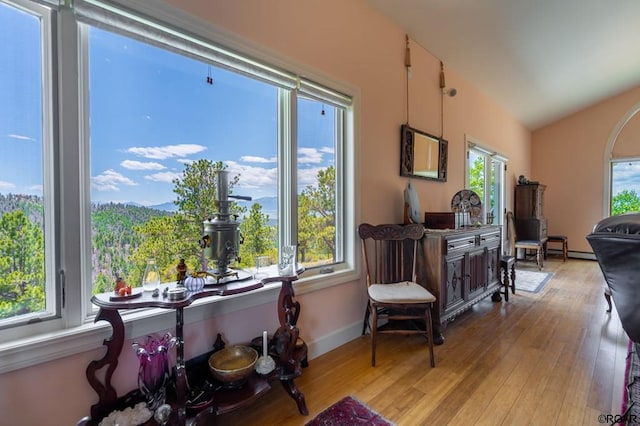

214,258,629,425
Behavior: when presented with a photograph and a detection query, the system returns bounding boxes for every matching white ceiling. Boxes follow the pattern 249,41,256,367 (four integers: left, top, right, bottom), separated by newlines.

366,0,640,130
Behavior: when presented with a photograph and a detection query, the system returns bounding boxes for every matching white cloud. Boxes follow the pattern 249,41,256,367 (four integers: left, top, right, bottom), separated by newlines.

0,180,16,190
612,161,640,194
298,147,324,164
28,185,43,194
226,161,278,189
145,171,182,183
121,160,165,170
177,159,194,165
298,167,325,186
127,144,207,160
319,146,335,154
92,169,137,191
239,155,277,164
7,134,36,142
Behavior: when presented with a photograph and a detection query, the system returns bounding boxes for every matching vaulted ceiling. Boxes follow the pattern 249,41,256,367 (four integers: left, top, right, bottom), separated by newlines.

366,0,640,130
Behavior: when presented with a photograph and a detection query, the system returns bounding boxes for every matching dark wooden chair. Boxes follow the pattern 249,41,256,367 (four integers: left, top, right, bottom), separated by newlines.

507,211,545,270
358,223,436,367
545,235,568,262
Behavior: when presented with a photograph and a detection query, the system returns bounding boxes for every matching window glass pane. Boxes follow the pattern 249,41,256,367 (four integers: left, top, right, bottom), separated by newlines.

489,159,502,225
611,160,640,215
88,26,278,293
468,147,504,226
297,98,338,267
0,2,49,323
468,150,485,200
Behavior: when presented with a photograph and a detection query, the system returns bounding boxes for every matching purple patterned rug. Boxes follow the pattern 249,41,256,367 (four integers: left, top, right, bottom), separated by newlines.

305,396,395,426
622,341,640,425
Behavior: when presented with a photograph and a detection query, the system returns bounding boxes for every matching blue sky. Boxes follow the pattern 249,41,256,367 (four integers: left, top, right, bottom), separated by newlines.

0,4,335,206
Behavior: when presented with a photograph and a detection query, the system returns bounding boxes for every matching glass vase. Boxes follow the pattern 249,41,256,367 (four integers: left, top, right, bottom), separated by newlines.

132,333,177,411
142,258,161,291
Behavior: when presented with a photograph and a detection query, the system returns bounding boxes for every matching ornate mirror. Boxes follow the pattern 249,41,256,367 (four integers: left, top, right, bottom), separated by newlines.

400,124,448,182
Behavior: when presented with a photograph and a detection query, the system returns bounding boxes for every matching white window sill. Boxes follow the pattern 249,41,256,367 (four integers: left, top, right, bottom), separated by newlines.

0,267,357,374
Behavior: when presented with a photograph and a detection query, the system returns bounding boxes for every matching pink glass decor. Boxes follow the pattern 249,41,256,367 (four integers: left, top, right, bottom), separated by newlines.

132,332,177,411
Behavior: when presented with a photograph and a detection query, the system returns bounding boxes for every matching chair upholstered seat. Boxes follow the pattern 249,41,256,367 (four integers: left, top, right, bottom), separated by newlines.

368,281,436,304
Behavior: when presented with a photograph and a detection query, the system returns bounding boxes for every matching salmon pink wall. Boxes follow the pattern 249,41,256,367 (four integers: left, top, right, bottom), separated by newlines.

532,86,640,253
0,1,531,424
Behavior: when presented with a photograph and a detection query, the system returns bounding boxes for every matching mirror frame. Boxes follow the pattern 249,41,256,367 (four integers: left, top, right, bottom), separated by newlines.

400,124,448,182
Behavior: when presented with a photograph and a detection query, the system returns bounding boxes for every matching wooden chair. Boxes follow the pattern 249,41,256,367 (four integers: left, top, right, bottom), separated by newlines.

506,211,545,270
358,223,436,367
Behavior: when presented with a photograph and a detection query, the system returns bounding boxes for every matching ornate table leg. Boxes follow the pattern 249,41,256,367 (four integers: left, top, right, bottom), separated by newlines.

263,274,309,416
86,308,124,422
175,307,187,425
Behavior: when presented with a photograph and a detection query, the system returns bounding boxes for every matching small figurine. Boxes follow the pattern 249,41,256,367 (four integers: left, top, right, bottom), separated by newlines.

176,258,187,285
518,175,530,185
114,276,132,296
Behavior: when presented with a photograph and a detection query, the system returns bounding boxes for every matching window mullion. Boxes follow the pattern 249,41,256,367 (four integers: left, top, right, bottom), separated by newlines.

278,88,297,249
58,7,85,326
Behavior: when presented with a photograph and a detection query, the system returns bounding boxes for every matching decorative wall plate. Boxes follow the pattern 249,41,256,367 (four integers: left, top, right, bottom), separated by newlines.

451,189,482,222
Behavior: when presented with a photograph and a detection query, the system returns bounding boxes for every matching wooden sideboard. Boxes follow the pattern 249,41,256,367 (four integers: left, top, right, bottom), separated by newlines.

416,225,502,342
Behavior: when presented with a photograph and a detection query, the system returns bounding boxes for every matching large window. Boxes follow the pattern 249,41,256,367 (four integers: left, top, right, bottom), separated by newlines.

0,0,355,359
0,0,57,331
610,159,640,215
465,137,507,246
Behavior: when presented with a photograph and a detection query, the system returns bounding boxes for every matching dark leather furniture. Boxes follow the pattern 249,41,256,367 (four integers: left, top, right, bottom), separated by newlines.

586,213,640,347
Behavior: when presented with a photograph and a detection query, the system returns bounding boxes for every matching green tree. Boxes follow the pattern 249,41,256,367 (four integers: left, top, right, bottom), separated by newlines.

173,160,243,270
128,215,200,287
298,166,336,264
468,156,484,200
0,210,45,319
612,189,640,216
239,203,275,267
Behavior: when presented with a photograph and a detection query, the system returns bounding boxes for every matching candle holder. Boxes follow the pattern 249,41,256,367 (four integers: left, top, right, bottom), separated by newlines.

255,330,276,375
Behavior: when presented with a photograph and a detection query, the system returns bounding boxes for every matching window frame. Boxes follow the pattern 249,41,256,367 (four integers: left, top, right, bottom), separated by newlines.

465,135,508,250
0,0,64,339
0,0,359,374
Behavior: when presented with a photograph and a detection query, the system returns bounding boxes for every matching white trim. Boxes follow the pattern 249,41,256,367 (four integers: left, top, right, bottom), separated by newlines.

0,268,359,374
602,101,640,216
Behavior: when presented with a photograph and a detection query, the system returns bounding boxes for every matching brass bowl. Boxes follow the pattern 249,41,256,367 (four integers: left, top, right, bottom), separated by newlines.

208,345,258,384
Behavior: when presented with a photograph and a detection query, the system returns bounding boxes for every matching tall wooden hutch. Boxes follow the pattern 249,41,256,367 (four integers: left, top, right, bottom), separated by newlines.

514,183,547,242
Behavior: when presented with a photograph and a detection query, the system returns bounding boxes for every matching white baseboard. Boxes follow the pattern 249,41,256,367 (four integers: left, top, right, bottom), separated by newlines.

569,251,596,260
545,249,596,261
306,320,363,361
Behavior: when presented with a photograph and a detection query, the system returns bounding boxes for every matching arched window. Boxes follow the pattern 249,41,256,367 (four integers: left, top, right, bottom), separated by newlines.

605,102,640,216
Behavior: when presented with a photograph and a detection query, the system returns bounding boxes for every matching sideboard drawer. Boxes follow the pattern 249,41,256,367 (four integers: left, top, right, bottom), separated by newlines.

445,235,476,254
479,230,501,247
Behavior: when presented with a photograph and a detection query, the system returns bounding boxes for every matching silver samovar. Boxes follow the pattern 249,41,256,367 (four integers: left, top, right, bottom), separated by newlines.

199,170,251,283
